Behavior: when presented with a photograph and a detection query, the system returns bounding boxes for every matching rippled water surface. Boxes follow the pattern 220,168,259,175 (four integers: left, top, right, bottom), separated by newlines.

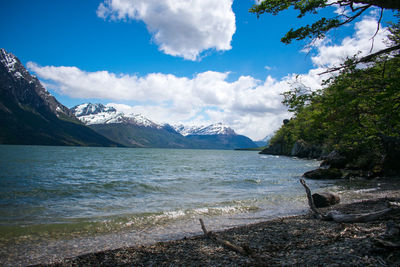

1,145,334,266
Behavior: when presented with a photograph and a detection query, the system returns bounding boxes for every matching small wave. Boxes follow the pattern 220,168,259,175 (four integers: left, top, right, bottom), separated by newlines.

243,178,262,184
136,183,166,193
123,204,259,228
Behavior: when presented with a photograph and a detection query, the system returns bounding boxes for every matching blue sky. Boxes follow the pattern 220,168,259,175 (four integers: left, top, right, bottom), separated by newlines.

0,0,395,140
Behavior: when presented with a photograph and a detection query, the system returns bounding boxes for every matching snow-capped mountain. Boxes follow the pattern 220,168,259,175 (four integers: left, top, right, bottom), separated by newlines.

173,123,236,136
0,48,119,147
0,48,257,149
0,48,73,117
69,103,256,149
71,103,160,128
72,103,237,136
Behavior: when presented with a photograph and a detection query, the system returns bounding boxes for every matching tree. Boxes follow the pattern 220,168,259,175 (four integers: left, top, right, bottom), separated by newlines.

251,0,399,44
250,1,400,69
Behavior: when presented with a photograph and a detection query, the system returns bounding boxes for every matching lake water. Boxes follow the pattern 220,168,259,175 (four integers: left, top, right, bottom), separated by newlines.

0,145,337,266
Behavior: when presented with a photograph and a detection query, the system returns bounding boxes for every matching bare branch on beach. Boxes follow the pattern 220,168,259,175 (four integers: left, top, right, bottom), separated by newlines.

199,218,265,264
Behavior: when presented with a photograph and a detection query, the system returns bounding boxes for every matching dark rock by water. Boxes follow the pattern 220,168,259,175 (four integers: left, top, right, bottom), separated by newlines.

259,141,286,155
320,150,347,169
290,140,322,158
303,168,342,179
260,138,324,159
380,135,400,176
312,192,340,208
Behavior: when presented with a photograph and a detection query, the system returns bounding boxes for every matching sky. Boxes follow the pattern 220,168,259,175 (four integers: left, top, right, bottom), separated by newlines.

0,0,396,140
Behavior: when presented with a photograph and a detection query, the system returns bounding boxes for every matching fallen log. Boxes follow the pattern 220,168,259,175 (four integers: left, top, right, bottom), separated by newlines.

199,219,265,263
300,178,395,223
324,208,393,223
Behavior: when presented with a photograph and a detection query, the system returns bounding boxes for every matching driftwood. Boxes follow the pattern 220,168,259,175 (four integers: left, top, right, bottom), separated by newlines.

374,221,400,248
199,219,248,255
199,219,264,263
300,179,324,219
324,208,394,223
300,178,394,223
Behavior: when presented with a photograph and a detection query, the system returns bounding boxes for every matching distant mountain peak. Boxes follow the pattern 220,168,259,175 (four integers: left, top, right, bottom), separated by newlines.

173,123,236,136
1,48,31,81
71,103,117,117
0,48,73,118
71,103,160,128
1,48,17,72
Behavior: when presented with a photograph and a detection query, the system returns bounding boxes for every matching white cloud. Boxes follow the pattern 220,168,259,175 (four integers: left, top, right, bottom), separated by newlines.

27,16,390,140
311,16,389,68
97,0,236,61
27,61,291,139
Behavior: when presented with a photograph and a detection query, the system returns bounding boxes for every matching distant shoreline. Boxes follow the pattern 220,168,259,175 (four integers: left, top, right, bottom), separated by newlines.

36,177,400,267
234,147,265,151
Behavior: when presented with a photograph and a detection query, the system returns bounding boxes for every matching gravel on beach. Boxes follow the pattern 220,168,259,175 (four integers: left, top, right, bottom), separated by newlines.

35,178,400,267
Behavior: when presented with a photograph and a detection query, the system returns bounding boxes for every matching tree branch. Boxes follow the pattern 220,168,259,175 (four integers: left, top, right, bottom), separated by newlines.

370,7,384,53
198,218,265,263
319,44,400,75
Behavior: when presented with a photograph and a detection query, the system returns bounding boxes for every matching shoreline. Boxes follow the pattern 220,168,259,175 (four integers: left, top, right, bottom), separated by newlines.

33,177,400,267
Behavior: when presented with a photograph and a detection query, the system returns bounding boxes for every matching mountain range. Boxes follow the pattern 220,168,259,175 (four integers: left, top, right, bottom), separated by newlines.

71,103,257,149
0,48,258,149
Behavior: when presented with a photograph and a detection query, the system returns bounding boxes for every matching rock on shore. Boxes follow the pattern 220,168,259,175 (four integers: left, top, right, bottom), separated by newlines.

303,168,342,179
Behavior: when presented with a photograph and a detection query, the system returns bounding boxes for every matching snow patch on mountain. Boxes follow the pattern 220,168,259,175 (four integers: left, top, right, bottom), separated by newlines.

0,48,18,72
173,123,236,136
72,103,117,117
0,48,29,80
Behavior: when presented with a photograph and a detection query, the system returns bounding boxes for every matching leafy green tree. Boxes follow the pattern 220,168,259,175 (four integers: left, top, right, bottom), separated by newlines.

269,53,400,171
251,0,400,44
251,1,400,69
257,4,400,174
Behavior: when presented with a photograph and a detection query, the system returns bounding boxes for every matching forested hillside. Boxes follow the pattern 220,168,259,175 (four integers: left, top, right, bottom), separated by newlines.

261,21,400,176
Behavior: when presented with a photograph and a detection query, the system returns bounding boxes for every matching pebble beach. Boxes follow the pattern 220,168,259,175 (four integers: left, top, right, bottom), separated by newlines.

33,177,400,267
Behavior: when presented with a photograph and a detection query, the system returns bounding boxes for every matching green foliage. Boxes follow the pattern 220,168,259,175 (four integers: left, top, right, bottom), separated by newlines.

250,0,400,45
270,55,400,168
388,14,400,47
282,82,321,114
282,18,340,44
250,0,327,18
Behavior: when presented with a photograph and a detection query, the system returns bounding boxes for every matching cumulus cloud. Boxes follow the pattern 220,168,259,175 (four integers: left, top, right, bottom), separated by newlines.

97,0,236,61
27,16,390,140
311,16,389,68
28,61,289,139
